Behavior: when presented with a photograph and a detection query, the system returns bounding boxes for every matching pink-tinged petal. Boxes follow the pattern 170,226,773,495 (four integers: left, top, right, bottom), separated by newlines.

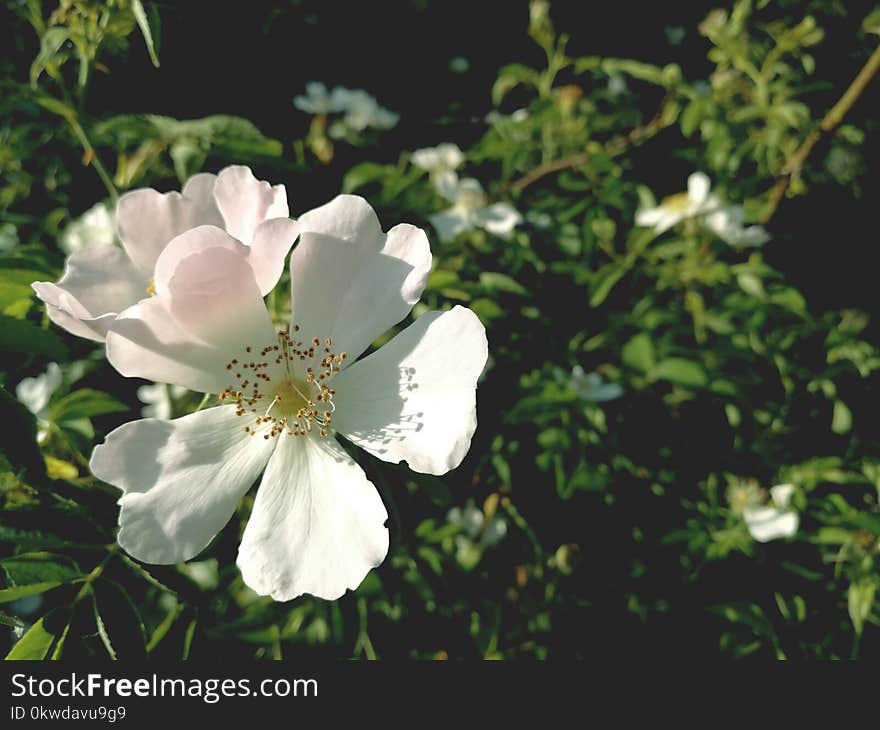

154,221,299,298
166,245,277,354
237,435,389,601
153,226,248,298
90,405,275,564
333,306,488,475
296,194,383,241
213,165,288,245
31,244,149,342
248,217,301,294
289,197,431,359
106,295,233,393
115,175,224,275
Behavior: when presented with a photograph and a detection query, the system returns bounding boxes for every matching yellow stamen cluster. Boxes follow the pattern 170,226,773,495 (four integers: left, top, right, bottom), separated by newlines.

218,324,346,439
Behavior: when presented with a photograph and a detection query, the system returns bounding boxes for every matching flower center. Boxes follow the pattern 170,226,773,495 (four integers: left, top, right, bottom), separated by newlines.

218,324,347,439
662,192,692,213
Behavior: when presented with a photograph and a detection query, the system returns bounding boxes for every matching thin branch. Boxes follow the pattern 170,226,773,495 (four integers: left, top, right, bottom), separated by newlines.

763,44,880,222
509,95,675,193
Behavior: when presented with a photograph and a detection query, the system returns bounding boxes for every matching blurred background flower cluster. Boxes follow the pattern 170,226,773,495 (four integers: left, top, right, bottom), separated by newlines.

1,0,878,659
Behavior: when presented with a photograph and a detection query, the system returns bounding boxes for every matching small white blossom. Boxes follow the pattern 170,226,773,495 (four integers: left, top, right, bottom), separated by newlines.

137,383,188,419
59,202,116,254
293,82,339,115
568,366,623,402
429,172,522,242
635,172,719,233
0,223,18,252
705,204,771,248
743,484,799,543
296,83,398,134
16,362,62,444
637,172,771,247
447,504,507,548
411,143,465,177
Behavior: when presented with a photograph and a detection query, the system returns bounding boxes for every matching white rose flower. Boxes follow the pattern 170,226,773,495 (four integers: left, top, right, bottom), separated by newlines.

59,201,116,254
429,172,522,242
743,483,799,543
635,172,720,233
33,166,297,342
90,195,488,601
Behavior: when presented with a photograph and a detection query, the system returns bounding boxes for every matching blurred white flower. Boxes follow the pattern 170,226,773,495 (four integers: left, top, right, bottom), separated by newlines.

59,201,116,255
293,81,339,115
449,56,470,73
637,172,771,247
743,484,799,543
429,173,522,242
411,143,465,177
16,362,62,443
485,108,529,125
0,222,19,252
447,504,507,548
705,204,771,248
607,75,629,97
137,383,188,419
328,88,397,132
568,366,623,402
636,172,719,233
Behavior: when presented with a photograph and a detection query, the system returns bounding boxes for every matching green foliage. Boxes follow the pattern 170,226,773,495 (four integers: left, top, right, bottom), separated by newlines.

1,0,878,660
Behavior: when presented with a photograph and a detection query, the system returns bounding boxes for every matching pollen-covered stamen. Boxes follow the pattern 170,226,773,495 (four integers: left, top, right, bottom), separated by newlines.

219,324,346,439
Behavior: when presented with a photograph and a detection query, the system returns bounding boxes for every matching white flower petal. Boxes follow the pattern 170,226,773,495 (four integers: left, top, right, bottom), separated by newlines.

296,193,382,242
106,295,233,393
473,202,522,236
237,435,389,601
429,209,472,241
687,172,711,206
115,174,223,276
744,506,799,543
213,165,289,245
333,306,488,475
154,220,300,298
770,483,795,509
90,405,275,564
165,243,277,356
435,170,461,202
16,363,62,416
290,197,431,359
32,245,149,342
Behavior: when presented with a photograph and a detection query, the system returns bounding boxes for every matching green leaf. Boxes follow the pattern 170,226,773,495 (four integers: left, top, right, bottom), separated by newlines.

831,400,852,435
92,580,147,659
49,389,128,422
478,272,528,295
848,580,877,636
622,333,655,372
30,27,71,87
0,386,47,482
863,9,880,35
0,315,67,359
0,582,63,604
146,603,184,653
0,609,25,629
6,607,70,660
1,552,80,586
132,0,161,67
652,358,708,388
